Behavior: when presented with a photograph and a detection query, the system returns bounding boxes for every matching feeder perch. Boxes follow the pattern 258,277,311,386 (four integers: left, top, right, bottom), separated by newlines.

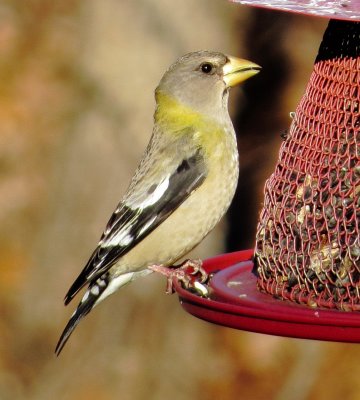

174,2,360,342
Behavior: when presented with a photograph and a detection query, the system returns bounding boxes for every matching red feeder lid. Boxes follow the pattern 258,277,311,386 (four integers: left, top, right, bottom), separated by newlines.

174,250,360,342
230,0,360,21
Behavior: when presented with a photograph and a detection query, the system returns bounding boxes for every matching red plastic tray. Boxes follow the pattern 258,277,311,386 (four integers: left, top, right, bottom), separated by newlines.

175,250,360,342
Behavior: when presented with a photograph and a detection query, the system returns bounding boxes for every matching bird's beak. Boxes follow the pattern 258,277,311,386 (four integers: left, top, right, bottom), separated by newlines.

223,56,261,88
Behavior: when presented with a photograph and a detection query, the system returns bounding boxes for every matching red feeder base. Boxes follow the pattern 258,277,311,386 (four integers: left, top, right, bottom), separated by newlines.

174,250,360,342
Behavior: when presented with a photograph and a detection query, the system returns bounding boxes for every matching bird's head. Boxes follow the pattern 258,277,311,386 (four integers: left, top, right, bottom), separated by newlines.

155,51,261,123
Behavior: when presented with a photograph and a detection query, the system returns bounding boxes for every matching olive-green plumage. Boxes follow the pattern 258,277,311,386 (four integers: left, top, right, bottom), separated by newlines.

56,51,260,354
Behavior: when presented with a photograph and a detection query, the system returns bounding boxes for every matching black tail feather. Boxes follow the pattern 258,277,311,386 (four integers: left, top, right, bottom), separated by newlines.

55,303,92,356
56,276,109,355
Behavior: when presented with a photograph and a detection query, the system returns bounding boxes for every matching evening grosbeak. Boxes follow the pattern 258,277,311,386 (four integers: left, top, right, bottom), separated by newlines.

56,51,260,354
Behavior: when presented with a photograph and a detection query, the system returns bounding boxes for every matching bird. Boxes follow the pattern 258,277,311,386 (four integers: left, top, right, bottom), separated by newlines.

55,50,260,355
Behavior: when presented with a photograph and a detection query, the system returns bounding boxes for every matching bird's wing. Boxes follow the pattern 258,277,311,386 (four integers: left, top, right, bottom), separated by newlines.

64,139,207,304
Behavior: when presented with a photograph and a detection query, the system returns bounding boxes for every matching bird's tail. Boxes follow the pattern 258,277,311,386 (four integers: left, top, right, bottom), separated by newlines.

55,270,152,355
55,274,110,356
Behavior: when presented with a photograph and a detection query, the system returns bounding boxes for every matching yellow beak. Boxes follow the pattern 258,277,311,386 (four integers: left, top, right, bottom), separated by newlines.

223,56,261,88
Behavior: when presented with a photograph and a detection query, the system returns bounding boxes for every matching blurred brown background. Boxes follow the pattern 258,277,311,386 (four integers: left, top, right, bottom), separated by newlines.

0,1,359,399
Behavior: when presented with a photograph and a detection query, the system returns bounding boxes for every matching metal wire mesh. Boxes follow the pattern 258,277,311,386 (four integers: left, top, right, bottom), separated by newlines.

255,20,360,311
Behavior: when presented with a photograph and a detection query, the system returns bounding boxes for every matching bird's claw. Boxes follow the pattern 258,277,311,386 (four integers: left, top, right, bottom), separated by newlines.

148,259,210,296
148,264,190,294
178,259,208,283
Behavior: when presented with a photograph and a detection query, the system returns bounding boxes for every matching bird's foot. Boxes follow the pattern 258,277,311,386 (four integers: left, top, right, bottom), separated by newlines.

148,264,190,294
175,259,208,284
148,259,208,295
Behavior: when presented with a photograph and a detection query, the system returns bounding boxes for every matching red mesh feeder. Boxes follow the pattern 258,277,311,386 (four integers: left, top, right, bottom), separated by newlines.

174,10,360,342
255,19,360,311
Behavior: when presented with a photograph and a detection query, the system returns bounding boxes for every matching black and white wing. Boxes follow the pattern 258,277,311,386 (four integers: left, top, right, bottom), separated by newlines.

64,144,207,305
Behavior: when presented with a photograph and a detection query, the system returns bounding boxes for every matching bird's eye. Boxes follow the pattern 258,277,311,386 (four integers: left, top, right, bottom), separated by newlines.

200,63,214,74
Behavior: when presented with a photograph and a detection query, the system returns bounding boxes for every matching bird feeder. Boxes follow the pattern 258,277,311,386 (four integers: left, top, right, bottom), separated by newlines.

174,1,360,342
255,19,360,311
